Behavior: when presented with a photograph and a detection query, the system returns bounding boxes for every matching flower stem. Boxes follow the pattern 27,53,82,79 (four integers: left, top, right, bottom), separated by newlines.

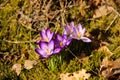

65,46,80,62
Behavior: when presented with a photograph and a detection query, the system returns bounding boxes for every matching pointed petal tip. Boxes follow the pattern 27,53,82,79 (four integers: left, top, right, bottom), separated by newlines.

46,28,50,31
81,37,92,43
35,41,40,44
35,48,42,55
57,34,63,40
70,21,74,24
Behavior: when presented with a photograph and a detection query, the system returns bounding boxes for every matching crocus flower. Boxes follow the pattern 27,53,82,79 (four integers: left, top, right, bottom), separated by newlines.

40,28,54,42
55,34,72,48
71,23,91,42
63,22,74,37
35,40,61,58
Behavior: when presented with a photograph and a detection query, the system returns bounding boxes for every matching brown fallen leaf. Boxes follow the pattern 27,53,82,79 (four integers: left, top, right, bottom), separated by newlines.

98,46,113,56
24,60,37,70
60,73,77,80
89,0,101,7
93,5,113,18
112,58,120,75
60,69,91,80
12,64,21,75
100,57,113,78
100,57,120,79
100,57,113,69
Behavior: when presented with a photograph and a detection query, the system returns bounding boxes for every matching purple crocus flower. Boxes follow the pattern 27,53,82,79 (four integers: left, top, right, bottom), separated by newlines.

35,28,54,45
63,22,74,36
40,28,54,42
55,34,72,48
71,23,91,42
35,40,61,58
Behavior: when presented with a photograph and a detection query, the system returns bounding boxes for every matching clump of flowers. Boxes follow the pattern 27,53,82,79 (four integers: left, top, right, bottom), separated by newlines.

35,40,61,58
63,21,91,42
35,22,91,58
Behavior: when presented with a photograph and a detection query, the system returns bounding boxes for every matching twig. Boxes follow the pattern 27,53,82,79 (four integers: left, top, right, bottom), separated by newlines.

111,7,120,17
3,39,36,44
59,0,65,27
65,46,81,62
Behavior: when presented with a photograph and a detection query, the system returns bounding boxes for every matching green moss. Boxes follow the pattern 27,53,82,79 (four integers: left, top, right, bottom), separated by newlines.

83,51,106,71
0,61,17,80
64,59,82,73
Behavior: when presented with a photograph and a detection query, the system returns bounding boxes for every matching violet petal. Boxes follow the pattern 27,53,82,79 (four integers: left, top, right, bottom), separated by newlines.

78,24,82,32
40,31,47,40
46,28,51,37
35,48,48,57
48,40,54,50
66,39,72,46
57,34,63,41
70,21,74,28
65,24,70,33
53,48,61,54
40,42,48,49
81,28,86,37
46,28,54,41
81,37,91,42
63,28,67,35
